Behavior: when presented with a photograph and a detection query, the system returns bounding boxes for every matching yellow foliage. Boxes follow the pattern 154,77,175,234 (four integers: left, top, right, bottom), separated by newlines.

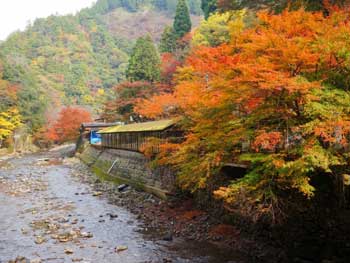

0,107,21,141
97,88,105,96
192,11,246,47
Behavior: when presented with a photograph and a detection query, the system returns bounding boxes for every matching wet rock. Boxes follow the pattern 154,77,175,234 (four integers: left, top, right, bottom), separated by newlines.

115,245,128,252
58,217,69,223
162,232,173,241
108,213,118,219
34,236,46,244
54,231,77,242
118,184,129,192
21,228,29,235
72,258,84,262
8,256,29,263
64,248,74,254
81,231,93,238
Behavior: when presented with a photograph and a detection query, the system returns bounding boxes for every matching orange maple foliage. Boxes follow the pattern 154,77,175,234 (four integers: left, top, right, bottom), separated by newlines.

252,131,283,152
45,107,92,144
137,6,350,223
161,53,181,85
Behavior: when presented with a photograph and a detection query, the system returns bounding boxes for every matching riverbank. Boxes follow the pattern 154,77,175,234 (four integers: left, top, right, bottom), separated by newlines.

0,150,251,263
70,156,283,262
75,145,350,263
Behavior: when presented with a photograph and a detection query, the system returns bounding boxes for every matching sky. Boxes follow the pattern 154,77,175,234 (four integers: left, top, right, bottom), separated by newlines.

0,0,97,40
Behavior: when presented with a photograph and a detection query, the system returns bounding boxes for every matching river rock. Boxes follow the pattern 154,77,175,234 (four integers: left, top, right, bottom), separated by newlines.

115,245,128,252
81,232,93,238
162,232,173,241
64,248,74,254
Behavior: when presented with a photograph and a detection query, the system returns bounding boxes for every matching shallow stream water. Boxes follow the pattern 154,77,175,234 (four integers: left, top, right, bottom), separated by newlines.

0,150,246,263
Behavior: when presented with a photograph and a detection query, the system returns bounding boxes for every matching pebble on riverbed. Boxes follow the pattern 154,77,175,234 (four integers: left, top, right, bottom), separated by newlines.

64,248,74,254
115,245,128,252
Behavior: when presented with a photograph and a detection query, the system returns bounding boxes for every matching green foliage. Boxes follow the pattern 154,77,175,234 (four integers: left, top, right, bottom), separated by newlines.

201,0,217,19
91,0,203,15
0,108,21,142
0,10,129,129
192,11,243,47
138,7,350,223
126,35,161,82
173,0,192,39
213,0,348,14
159,26,176,53
0,54,46,131
0,0,203,140
0,61,22,145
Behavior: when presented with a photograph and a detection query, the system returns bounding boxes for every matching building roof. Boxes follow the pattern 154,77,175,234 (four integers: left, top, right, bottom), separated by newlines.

81,122,123,130
98,119,175,134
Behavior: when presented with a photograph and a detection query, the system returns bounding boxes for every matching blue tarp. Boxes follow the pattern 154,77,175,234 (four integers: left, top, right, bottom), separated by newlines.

90,131,102,145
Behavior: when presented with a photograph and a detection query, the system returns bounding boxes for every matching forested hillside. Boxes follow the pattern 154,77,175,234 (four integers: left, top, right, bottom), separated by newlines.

0,0,202,138
102,0,350,226
2,0,350,261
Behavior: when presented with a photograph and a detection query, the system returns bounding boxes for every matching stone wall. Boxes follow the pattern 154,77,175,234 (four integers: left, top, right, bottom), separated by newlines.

78,144,176,199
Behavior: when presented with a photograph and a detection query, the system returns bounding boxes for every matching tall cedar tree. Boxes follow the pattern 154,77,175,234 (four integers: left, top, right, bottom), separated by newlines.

159,26,177,53
126,35,161,82
201,0,217,19
173,0,192,39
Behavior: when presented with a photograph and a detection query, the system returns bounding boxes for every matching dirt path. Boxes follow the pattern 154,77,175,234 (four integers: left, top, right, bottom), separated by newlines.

0,149,246,263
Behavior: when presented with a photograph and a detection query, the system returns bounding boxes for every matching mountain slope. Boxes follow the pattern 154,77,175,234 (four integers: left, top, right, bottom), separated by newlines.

102,8,202,42
0,0,202,131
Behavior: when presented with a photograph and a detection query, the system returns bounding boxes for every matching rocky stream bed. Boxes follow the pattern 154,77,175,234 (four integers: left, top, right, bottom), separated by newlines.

0,147,250,263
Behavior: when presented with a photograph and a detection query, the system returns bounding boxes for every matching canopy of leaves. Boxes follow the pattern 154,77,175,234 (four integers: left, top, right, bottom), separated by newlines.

201,0,218,19
192,10,245,47
0,108,21,143
126,36,161,82
137,6,350,223
0,65,22,145
216,0,350,14
159,26,177,53
91,0,203,15
45,107,92,144
173,0,192,39
0,0,201,138
102,81,159,122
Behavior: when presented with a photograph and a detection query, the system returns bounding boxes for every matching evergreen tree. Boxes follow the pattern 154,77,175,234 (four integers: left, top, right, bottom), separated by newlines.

173,0,192,39
201,0,217,19
159,26,176,53
126,35,161,82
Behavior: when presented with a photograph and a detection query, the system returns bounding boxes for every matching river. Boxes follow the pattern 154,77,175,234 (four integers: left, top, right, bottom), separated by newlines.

0,148,247,263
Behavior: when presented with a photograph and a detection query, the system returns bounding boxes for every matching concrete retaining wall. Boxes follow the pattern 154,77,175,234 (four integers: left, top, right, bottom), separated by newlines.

78,144,176,199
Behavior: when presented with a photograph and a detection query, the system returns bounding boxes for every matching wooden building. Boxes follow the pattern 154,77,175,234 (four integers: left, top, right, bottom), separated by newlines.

80,122,123,145
98,119,181,152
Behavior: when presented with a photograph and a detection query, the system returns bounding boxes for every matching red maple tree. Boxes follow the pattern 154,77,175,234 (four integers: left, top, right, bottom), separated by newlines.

45,107,92,144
